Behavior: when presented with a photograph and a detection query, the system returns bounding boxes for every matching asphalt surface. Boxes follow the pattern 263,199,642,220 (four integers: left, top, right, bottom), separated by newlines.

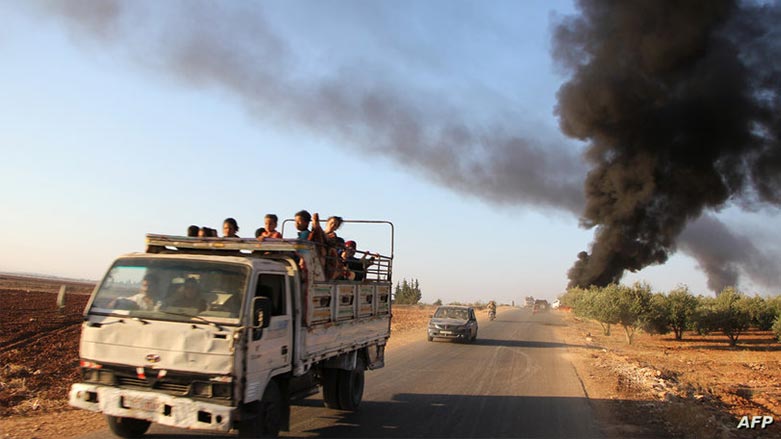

81,307,603,438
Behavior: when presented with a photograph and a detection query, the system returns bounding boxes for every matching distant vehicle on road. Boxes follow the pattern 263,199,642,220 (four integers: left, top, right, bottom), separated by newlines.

427,305,478,342
524,296,535,308
552,299,561,309
533,299,549,313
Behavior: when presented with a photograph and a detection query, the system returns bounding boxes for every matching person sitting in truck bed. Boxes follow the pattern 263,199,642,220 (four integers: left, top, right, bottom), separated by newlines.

257,214,282,240
222,217,240,238
323,216,344,279
198,226,218,237
294,211,343,278
324,216,343,243
166,278,207,312
340,240,376,281
294,210,312,240
187,225,200,237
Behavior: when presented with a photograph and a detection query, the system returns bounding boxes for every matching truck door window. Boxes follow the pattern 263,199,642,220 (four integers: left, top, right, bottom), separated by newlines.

256,274,286,316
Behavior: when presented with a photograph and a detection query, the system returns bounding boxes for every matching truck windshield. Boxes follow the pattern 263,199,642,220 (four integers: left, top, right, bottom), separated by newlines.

89,257,249,324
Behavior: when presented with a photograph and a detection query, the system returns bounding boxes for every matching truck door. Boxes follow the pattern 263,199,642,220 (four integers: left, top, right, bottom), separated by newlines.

245,273,292,401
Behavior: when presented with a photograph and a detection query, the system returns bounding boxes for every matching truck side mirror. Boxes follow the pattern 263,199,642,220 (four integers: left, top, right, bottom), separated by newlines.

251,297,272,341
252,297,272,329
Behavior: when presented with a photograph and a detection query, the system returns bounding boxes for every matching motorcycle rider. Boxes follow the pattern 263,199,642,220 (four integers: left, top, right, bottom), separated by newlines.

487,300,497,319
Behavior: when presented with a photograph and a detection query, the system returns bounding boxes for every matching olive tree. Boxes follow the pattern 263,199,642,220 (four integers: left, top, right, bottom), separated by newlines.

643,292,672,336
695,287,752,346
559,287,585,309
613,282,653,345
745,295,778,331
580,285,620,336
665,286,699,340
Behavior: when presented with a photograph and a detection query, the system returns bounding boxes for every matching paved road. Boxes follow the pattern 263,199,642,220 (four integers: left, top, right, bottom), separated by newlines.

82,308,602,438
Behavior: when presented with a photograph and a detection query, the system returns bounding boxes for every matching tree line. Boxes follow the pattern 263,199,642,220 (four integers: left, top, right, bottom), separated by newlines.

394,278,422,305
560,283,781,346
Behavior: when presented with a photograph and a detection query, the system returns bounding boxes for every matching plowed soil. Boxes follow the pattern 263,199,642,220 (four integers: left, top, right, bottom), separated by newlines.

0,275,94,417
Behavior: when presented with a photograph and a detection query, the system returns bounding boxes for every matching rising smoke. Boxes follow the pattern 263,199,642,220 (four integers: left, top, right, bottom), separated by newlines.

680,213,781,292
554,0,781,289
32,0,585,213
24,0,781,292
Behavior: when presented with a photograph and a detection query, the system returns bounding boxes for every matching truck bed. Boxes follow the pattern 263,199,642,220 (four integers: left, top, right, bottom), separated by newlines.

299,282,391,367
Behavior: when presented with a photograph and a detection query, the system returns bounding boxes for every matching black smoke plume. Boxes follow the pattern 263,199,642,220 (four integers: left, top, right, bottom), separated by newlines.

554,0,781,288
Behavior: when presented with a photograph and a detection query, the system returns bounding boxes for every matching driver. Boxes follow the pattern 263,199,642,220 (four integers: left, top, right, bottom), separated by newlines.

112,274,161,311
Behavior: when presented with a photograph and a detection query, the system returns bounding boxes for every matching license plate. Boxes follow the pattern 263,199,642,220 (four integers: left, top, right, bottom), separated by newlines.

440,331,452,335
124,394,158,412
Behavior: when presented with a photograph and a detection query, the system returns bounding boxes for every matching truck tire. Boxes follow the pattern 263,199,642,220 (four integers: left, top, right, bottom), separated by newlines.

337,366,364,411
321,368,340,409
106,415,151,438
239,381,282,438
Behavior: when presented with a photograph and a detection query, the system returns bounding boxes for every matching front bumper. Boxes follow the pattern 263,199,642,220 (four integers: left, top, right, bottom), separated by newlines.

70,383,235,432
428,327,468,339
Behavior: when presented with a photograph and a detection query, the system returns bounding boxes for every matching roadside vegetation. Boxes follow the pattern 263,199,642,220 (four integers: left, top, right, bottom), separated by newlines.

393,278,423,304
560,283,781,345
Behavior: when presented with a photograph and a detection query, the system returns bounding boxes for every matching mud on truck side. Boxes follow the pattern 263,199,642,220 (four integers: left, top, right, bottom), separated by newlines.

69,221,393,437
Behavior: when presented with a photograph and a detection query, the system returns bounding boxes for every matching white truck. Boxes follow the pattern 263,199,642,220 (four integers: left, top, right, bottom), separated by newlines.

69,224,393,437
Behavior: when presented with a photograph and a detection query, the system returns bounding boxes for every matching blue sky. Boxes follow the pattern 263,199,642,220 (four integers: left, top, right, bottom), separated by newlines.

1,1,777,303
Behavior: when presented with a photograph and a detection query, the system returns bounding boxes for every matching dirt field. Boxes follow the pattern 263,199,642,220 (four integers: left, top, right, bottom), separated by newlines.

1,278,779,438
556,310,780,439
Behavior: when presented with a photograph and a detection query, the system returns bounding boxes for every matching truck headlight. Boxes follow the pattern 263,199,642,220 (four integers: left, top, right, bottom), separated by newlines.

82,368,115,385
192,381,231,399
211,382,231,398
192,381,212,397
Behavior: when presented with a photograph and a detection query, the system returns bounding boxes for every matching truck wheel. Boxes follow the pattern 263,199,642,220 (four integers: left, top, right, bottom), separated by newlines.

427,335,433,342
106,415,151,438
321,368,340,409
239,381,282,438
337,366,364,411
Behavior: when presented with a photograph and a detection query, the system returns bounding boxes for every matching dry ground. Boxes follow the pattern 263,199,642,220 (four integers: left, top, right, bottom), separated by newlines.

1,279,779,438
556,310,780,439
